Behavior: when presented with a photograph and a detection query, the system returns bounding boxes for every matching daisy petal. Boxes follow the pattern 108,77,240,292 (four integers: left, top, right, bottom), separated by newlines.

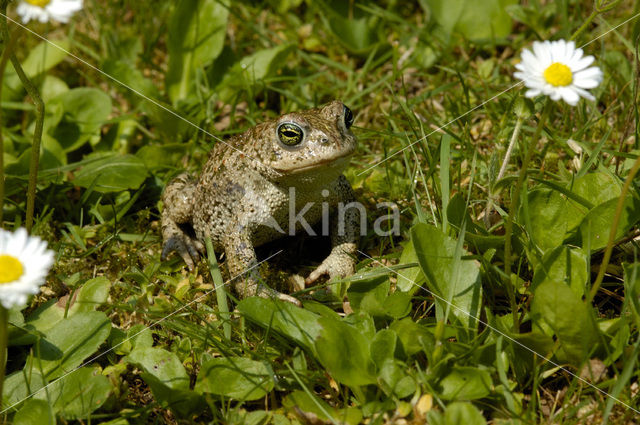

558,87,579,105
525,88,542,97
574,87,596,101
571,55,595,72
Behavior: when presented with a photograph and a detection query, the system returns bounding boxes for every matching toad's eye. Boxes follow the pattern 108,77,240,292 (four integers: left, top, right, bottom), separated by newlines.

343,105,354,129
277,123,304,146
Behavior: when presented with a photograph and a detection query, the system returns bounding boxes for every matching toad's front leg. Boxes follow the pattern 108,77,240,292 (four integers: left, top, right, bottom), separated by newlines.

161,173,204,270
306,176,359,285
223,222,301,306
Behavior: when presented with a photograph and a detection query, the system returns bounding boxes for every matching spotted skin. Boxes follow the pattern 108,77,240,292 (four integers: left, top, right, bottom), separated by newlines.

161,101,359,305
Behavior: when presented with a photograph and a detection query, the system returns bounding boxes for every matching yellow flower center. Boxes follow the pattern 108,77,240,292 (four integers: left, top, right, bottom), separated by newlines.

25,0,51,7
0,254,24,284
543,62,573,87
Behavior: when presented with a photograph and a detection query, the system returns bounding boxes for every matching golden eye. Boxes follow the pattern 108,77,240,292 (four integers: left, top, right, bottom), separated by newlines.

277,123,304,146
343,105,354,129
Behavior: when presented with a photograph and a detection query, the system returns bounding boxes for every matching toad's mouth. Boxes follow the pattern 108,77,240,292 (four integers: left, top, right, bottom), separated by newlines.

273,152,354,175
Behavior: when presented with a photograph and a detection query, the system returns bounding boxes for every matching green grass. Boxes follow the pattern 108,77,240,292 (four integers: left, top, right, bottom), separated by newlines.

2,0,640,424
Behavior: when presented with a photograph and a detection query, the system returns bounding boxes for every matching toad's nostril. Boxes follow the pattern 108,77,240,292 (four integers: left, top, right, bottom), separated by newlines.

321,137,329,144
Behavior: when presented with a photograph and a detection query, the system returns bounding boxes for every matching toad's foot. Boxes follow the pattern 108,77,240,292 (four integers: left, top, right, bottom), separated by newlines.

305,243,356,285
161,221,204,271
235,274,301,307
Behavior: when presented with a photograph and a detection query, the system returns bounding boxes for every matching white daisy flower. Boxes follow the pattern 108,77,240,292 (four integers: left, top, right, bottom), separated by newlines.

16,0,83,24
514,39,603,106
0,228,54,310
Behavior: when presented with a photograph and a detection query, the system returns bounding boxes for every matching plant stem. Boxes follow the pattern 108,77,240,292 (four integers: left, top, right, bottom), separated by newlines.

0,42,13,230
0,306,7,410
570,0,621,41
0,2,45,233
0,0,13,229
570,9,599,41
587,155,640,304
497,117,524,182
503,100,551,331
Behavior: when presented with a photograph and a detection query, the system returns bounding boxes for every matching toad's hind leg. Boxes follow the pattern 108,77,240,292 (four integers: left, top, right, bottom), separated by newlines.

161,173,204,270
223,222,301,306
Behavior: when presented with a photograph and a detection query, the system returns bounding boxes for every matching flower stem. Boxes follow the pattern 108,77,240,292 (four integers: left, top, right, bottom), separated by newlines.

587,154,640,304
570,9,599,41
0,306,7,410
503,100,551,331
0,16,13,229
497,117,524,182
570,0,622,41
0,1,45,233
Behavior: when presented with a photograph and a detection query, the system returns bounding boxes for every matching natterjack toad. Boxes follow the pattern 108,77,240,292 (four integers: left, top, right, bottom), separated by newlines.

161,101,359,305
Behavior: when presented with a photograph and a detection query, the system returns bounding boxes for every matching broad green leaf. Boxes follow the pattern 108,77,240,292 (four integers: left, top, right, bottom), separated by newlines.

444,402,487,425
396,240,425,293
7,307,25,343
111,323,154,355
136,143,189,170
426,0,516,41
41,75,69,102
579,195,640,252
13,399,55,425
102,59,160,100
2,371,47,411
195,357,274,401
22,39,70,77
14,277,110,345
27,311,111,379
411,223,482,329
562,171,621,232
522,188,579,253
342,311,376,340
71,276,111,313
3,38,70,100
347,275,409,318
348,274,388,311
438,367,492,400
229,411,269,425
217,44,294,102
382,291,412,319
370,329,397,369
47,367,111,419
532,246,588,297
425,0,465,35
73,153,148,193
237,297,321,353
52,88,112,152
127,347,204,416
531,280,599,364
40,134,67,168
315,316,377,386
570,172,621,208
455,0,517,40
167,0,229,103
319,0,381,54
283,390,362,425
377,359,416,398
389,318,435,357
127,347,189,390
